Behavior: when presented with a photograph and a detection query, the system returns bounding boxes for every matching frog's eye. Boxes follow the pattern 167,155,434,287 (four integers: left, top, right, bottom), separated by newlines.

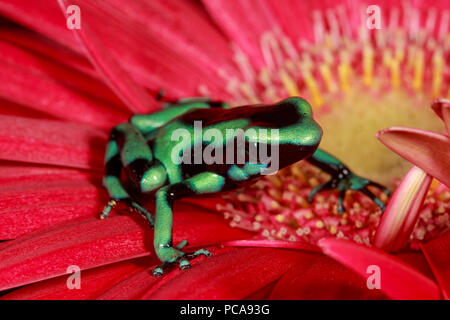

278,97,313,118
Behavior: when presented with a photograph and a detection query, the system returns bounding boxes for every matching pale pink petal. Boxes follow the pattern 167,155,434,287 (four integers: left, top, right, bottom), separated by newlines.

377,127,450,188
431,99,450,135
374,166,433,251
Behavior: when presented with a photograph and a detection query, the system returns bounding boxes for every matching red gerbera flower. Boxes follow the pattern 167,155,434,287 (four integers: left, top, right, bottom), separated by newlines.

0,0,448,300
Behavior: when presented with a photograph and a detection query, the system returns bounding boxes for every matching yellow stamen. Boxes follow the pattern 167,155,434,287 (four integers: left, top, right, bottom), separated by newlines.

338,51,352,93
299,54,324,107
362,43,374,86
412,48,424,91
320,63,338,93
432,48,444,97
240,83,259,104
280,69,300,96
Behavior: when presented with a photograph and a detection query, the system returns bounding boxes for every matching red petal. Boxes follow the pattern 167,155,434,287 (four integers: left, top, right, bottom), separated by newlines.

58,1,159,114
394,252,435,281
0,29,97,79
269,254,387,299
0,98,48,119
1,257,151,300
0,54,128,128
0,39,124,110
0,0,234,99
202,0,277,69
97,267,157,300
420,232,450,299
221,239,321,253
0,203,252,291
99,247,234,300
0,0,78,52
0,162,94,179
0,115,107,170
244,281,277,299
141,247,302,299
377,127,450,188
318,238,441,300
0,170,103,239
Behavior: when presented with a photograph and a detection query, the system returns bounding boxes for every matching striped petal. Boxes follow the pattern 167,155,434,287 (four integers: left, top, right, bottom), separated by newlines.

377,127,450,188
319,238,441,300
373,166,433,251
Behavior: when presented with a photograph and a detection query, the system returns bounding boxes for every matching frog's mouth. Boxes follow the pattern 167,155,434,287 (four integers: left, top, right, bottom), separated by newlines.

278,143,319,168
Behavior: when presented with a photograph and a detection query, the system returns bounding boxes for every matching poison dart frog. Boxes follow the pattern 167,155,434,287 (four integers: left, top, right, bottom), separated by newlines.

102,96,390,276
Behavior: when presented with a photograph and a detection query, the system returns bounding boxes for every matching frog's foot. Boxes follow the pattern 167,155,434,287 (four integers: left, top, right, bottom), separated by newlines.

100,199,117,219
101,199,155,228
152,240,212,276
307,168,391,214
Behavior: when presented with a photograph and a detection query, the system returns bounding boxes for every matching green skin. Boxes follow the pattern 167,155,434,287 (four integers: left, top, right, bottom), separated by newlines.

102,97,390,276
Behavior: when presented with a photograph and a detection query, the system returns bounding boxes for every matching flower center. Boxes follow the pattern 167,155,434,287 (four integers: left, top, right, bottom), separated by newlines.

318,87,444,185
215,5,449,247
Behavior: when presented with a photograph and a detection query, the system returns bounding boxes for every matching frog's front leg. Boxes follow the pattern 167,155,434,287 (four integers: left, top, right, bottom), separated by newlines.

152,172,225,276
306,149,391,213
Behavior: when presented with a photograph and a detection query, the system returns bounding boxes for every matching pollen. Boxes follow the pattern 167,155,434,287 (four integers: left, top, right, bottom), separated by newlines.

218,163,449,249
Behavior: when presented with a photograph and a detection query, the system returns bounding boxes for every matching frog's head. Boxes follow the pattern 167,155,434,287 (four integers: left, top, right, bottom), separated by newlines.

244,97,322,173
274,97,323,168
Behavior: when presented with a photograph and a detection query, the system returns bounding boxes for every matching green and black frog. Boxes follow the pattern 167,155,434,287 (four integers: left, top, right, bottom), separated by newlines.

101,96,390,275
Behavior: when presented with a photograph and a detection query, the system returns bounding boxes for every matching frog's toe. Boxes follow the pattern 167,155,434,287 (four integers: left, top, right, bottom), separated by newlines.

360,187,386,213
177,248,212,270
178,258,191,270
185,248,212,259
152,262,169,277
152,247,212,276
307,181,333,203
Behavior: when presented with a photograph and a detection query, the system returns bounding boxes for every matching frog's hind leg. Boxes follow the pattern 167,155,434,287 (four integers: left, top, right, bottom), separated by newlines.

152,172,225,276
102,124,163,228
102,129,132,219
